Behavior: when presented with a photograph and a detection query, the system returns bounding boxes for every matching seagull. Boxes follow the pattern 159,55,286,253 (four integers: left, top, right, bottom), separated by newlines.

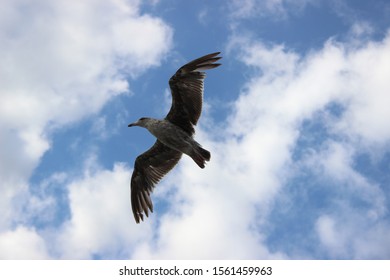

128,52,222,223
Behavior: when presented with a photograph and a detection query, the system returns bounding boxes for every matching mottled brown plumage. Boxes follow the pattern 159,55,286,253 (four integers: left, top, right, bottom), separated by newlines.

167,52,222,135
129,52,221,223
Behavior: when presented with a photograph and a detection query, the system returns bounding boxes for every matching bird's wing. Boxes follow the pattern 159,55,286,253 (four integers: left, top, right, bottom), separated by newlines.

166,52,222,135
131,140,182,223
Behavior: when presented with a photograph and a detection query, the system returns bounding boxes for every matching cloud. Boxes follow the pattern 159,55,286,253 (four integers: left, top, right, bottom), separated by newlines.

0,0,172,234
315,215,345,256
334,36,390,145
0,226,50,259
54,156,286,259
197,7,209,25
315,211,390,259
55,162,151,259
224,32,390,258
228,0,316,19
304,141,389,258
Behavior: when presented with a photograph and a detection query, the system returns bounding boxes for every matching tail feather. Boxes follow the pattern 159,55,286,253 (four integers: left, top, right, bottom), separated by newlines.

199,147,211,161
192,147,211,168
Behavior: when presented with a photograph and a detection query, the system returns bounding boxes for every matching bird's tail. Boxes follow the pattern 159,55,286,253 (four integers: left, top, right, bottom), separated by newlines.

191,146,211,169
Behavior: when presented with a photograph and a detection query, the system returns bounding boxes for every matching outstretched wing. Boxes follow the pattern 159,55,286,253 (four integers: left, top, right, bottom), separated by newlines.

131,140,182,223
166,52,222,135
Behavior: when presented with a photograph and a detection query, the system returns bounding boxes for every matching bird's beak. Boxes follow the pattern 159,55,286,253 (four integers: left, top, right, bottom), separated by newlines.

129,119,141,127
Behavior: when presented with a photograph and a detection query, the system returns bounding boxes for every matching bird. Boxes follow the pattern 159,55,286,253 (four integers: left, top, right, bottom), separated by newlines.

128,52,222,223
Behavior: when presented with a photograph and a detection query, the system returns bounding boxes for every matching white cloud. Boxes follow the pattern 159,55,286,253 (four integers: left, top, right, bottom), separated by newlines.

315,215,346,256
350,21,374,38
0,0,171,241
315,210,390,259
306,141,386,218
305,141,389,258
0,226,50,259
55,163,150,259
230,32,390,145
335,34,390,145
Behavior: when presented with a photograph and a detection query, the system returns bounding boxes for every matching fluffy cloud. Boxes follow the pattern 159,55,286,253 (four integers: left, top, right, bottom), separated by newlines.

225,33,390,258
55,163,150,259
0,0,171,240
0,226,50,259
315,210,390,259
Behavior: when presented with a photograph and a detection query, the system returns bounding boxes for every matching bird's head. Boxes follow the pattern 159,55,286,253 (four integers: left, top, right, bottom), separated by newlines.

128,117,150,128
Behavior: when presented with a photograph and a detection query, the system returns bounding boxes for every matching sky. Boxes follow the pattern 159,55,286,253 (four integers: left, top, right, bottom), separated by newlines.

0,0,390,259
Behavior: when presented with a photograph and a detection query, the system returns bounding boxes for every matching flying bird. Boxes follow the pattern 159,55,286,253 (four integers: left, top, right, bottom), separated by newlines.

128,52,222,223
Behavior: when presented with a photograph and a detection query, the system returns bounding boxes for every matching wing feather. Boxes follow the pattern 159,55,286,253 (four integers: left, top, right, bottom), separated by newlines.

130,140,182,223
166,52,221,135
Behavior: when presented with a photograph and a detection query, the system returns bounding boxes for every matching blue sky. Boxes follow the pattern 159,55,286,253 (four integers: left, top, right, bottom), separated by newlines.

1,0,390,259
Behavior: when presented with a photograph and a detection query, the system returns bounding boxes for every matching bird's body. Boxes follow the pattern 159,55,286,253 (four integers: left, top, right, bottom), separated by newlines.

130,117,210,168
128,52,221,223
